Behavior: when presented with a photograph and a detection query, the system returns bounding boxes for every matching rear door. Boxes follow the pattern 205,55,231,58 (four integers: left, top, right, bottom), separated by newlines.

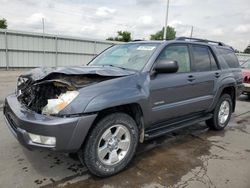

189,44,220,111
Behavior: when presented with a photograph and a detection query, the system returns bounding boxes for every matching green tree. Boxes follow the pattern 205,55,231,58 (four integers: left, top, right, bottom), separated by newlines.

150,26,176,40
244,45,250,54
0,18,7,29
107,31,132,42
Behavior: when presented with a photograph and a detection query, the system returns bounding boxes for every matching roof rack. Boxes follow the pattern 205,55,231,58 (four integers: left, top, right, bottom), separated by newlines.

175,37,226,46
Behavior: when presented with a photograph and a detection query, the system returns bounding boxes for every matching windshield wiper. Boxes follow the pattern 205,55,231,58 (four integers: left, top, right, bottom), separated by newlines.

103,64,135,71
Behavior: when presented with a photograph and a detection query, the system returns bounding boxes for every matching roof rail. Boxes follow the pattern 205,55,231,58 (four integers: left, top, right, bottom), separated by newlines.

175,37,226,46
131,39,145,42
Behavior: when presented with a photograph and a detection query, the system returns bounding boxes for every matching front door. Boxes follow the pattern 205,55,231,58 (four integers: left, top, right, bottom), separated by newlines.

149,44,199,125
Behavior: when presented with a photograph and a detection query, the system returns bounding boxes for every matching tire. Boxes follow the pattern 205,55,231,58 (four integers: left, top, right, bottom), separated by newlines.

79,112,139,177
206,94,233,130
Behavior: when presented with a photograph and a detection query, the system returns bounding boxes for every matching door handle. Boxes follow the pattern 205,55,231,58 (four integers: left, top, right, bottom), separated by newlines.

215,72,220,78
187,75,195,82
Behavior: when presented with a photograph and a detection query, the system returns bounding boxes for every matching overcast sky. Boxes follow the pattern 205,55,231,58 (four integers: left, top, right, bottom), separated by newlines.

0,0,249,50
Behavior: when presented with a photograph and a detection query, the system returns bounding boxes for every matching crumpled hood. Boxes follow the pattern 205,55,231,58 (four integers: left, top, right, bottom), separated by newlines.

20,66,136,82
16,65,137,115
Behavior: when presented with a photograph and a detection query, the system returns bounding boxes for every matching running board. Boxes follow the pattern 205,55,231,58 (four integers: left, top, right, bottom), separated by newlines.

144,114,213,140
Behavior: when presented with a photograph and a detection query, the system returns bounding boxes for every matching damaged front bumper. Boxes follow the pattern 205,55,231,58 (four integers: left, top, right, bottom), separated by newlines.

3,94,97,152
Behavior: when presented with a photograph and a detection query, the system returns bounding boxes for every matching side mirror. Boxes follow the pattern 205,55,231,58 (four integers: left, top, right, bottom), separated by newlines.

154,60,179,73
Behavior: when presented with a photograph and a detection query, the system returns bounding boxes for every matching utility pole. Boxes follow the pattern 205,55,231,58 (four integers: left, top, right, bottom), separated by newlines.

163,0,170,40
190,26,193,38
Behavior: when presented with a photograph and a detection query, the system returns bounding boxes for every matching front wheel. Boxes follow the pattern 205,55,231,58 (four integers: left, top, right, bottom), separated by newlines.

206,94,233,130
80,113,138,177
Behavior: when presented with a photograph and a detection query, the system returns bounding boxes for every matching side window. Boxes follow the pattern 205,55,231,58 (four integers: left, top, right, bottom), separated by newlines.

192,45,211,71
157,45,191,72
208,50,218,70
242,60,250,69
217,48,239,68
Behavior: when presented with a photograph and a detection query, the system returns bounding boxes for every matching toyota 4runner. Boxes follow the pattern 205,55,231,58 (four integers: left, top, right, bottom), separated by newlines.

4,37,243,177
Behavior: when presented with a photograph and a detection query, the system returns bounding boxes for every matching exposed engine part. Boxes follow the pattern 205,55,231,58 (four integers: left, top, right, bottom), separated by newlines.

18,81,71,114
17,74,114,114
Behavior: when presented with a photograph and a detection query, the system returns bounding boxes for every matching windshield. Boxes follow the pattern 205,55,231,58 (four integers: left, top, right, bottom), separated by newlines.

89,43,160,71
241,60,250,69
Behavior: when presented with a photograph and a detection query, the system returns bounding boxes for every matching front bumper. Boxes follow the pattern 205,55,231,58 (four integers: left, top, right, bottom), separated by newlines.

3,94,97,152
242,83,250,94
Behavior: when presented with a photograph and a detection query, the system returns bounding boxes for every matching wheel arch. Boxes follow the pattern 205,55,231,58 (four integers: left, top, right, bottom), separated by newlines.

220,86,236,112
211,84,236,113
81,103,145,149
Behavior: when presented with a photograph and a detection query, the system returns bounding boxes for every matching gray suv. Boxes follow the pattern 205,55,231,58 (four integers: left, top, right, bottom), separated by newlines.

4,37,243,177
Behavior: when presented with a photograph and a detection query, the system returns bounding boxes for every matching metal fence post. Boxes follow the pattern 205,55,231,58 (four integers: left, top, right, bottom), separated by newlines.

55,36,58,67
4,30,9,70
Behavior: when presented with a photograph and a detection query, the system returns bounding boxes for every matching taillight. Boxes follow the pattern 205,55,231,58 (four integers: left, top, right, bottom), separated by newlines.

243,76,250,83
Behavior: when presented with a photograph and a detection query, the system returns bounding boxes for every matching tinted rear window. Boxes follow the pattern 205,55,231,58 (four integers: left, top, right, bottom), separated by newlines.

241,60,250,69
217,48,239,68
209,50,218,70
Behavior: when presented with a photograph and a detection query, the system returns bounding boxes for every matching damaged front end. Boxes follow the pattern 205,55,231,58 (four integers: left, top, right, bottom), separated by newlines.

17,74,113,115
5,66,135,151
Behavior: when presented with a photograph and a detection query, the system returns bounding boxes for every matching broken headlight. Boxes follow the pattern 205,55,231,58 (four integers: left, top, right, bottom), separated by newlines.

42,91,79,115
17,77,26,86
17,77,28,96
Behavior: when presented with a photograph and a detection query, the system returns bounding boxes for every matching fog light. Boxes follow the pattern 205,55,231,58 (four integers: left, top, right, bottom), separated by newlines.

28,133,56,146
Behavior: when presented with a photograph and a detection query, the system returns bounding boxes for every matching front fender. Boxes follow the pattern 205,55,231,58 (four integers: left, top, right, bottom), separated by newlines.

84,87,148,113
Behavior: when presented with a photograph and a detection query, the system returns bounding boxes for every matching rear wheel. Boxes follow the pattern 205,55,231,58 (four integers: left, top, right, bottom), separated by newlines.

79,113,138,177
206,94,233,130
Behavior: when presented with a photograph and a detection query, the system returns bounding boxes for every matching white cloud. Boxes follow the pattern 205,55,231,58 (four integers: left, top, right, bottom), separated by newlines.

211,28,223,36
179,30,192,37
169,20,183,27
234,24,250,34
136,0,162,5
25,13,56,31
138,16,153,25
95,7,116,17
26,13,46,25
81,24,96,34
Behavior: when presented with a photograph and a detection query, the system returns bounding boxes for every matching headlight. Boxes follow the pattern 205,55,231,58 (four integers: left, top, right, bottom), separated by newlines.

17,77,28,96
42,90,79,115
28,133,56,146
17,77,28,87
